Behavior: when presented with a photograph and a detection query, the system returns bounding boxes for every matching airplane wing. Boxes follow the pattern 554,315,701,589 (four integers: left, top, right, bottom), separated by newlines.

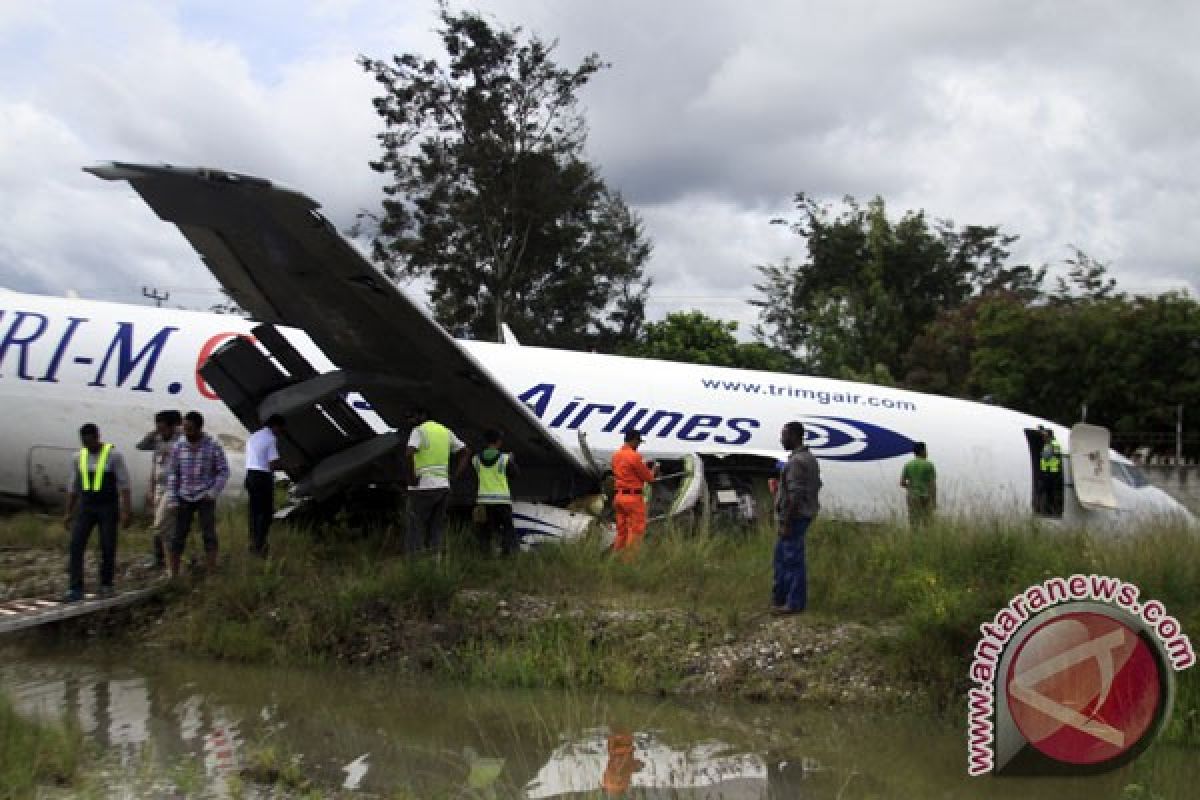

87,162,595,500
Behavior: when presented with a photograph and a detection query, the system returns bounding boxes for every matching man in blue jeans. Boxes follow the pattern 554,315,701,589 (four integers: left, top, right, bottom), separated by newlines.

772,421,822,614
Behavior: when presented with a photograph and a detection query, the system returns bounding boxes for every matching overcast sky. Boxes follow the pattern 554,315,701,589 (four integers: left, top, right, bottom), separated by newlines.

1,0,1196,334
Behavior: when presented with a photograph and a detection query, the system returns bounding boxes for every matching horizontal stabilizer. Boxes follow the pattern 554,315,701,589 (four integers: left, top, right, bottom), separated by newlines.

199,326,403,499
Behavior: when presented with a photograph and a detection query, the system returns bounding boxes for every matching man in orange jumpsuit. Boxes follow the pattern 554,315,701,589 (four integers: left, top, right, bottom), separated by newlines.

602,727,643,795
611,428,658,554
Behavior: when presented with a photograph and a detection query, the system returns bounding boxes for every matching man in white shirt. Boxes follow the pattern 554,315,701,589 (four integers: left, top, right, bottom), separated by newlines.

244,414,286,557
405,407,469,555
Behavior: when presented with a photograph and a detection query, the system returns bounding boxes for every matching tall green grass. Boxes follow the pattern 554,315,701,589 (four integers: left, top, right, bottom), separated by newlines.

0,510,160,554
144,511,1200,721
0,512,67,550
0,694,88,799
4,506,1197,737
810,518,1200,709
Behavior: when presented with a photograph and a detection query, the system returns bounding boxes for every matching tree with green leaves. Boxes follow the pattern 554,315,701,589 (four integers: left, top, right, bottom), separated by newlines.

902,293,1008,396
902,249,1198,453
904,249,1128,400
359,5,651,348
752,193,1043,381
623,311,793,371
1050,246,1120,303
968,289,1199,439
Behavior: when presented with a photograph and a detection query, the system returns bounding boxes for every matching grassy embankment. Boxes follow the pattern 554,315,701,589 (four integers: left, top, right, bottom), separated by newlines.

0,694,89,799
3,508,1199,741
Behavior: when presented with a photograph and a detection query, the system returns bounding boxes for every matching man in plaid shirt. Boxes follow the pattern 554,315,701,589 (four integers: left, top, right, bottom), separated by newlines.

165,410,230,577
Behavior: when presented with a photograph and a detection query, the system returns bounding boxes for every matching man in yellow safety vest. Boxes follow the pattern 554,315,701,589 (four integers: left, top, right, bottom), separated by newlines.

1037,426,1064,516
62,423,132,602
405,408,469,555
472,429,520,556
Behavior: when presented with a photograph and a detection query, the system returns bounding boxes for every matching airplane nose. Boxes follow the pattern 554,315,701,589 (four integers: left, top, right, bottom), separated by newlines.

1166,495,1198,530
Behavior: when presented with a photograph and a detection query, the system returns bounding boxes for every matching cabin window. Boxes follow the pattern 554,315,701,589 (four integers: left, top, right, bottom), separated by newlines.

1112,461,1149,489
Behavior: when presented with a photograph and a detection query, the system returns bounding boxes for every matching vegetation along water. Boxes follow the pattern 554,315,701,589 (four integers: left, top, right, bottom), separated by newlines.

1,508,1197,797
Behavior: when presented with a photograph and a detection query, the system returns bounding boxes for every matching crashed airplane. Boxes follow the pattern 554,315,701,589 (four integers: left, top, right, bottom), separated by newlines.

0,163,1190,541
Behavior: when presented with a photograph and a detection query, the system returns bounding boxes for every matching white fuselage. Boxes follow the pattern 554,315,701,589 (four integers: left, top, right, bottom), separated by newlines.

0,291,254,510
0,289,1190,528
465,341,1188,528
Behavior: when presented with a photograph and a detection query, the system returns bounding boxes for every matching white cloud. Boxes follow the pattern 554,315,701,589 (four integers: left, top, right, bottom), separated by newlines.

0,1,399,306
508,0,1200,293
638,196,796,337
0,0,1195,319
0,99,197,298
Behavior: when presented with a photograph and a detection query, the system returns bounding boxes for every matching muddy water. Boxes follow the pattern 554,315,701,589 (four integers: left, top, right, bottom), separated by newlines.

0,644,1193,798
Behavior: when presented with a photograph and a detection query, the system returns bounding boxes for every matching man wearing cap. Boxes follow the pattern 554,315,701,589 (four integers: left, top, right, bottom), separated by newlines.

610,429,659,555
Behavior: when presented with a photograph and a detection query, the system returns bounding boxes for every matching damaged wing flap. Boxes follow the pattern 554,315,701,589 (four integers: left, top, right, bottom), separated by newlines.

198,324,404,499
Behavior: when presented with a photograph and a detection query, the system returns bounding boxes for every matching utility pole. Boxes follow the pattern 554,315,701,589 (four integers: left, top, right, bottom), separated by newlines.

142,286,169,307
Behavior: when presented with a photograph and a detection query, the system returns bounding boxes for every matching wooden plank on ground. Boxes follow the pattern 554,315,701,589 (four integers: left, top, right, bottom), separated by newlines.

0,582,166,636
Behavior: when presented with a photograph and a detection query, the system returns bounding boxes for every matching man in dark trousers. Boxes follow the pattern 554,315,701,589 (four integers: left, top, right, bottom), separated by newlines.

772,421,822,614
165,411,230,577
470,429,519,555
63,423,132,601
404,408,469,555
244,414,286,557
1037,426,1064,516
900,442,937,527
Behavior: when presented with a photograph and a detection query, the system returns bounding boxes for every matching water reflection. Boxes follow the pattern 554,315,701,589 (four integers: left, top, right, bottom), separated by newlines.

0,645,1194,799
5,659,248,795
526,728,769,797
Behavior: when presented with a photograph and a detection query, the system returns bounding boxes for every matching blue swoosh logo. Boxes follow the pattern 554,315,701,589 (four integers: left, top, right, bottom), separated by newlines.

798,416,914,462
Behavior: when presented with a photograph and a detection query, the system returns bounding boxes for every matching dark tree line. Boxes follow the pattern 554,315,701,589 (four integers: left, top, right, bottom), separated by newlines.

751,193,1199,445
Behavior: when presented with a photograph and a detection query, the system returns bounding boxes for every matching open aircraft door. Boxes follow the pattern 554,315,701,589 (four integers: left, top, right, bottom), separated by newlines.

1070,423,1119,511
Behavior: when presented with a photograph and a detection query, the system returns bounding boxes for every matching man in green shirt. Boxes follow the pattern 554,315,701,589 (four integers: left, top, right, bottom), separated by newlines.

900,442,937,528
